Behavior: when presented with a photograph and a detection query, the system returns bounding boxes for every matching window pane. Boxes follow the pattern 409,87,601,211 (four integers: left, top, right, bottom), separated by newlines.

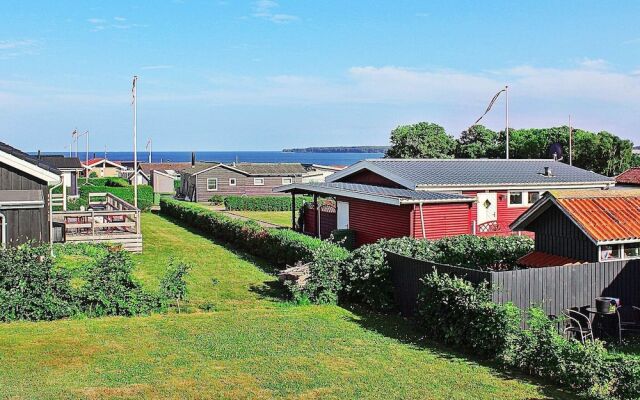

509,192,523,205
207,179,217,190
229,178,236,186
625,243,640,258
601,245,622,260
528,192,540,204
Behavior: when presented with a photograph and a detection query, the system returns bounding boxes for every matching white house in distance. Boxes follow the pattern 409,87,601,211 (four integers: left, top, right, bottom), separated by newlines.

82,158,127,178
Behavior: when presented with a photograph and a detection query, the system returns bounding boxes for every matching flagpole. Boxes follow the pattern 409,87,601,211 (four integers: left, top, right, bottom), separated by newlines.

133,76,138,208
505,85,509,159
569,115,572,166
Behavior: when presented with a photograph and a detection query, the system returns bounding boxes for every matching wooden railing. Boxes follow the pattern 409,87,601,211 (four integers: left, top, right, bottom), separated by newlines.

52,193,141,238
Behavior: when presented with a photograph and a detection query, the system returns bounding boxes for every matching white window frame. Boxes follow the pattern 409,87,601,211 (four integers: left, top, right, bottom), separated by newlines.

229,178,237,186
282,177,293,185
599,243,640,262
507,190,543,208
206,178,218,191
253,178,265,186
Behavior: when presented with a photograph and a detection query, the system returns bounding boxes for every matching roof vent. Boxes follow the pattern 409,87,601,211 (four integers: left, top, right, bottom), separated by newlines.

543,166,553,177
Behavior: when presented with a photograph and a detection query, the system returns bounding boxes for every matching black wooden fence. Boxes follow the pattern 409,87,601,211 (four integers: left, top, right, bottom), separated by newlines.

387,251,640,318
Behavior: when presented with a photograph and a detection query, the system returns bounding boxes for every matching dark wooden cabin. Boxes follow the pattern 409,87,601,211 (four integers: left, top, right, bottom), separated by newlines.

0,142,61,247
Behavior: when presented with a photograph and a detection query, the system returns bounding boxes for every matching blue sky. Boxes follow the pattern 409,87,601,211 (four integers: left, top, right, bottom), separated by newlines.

1,0,639,151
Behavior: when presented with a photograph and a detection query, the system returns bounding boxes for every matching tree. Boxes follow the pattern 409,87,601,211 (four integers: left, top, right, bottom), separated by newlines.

456,125,502,158
160,259,192,313
386,122,456,158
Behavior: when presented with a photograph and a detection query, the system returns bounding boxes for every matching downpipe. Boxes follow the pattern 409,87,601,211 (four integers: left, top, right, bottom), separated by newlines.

0,212,6,249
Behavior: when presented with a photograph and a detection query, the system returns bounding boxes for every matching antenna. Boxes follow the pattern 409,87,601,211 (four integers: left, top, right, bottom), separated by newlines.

146,138,152,163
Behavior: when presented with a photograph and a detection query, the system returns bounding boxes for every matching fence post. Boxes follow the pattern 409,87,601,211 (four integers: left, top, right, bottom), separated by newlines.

91,210,95,236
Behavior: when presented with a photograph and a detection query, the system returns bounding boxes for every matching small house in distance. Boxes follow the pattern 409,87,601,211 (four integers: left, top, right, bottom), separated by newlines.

38,155,84,196
127,162,191,193
615,167,640,188
83,158,127,178
276,159,614,246
179,162,310,202
0,142,62,247
511,189,640,266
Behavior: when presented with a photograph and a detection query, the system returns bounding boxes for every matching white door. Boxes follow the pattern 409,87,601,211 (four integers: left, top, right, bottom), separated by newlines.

476,192,497,224
337,201,349,229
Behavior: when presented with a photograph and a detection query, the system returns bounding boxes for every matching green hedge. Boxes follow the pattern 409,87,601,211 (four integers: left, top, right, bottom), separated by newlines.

160,198,345,268
224,195,312,211
416,272,640,399
340,235,533,312
78,185,154,210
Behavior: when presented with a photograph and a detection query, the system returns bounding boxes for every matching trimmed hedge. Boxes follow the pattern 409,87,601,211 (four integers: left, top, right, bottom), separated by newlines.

224,195,312,211
160,198,345,267
78,185,154,210
416,272,640,399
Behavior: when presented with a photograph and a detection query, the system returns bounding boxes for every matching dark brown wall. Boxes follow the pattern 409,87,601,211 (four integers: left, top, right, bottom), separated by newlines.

336,169,404,188
193,166,302,202
528,206,598,262
0,162,50,245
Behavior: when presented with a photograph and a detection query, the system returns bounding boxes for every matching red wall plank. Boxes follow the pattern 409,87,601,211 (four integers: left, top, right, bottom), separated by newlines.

412,203,472,239
339,197,411,246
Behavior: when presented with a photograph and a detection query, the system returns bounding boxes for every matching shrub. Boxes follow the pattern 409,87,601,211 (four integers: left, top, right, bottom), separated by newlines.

89,171,98,178
416,271,520,357
160,198,340,268
160,259,192,313
80,249,161,317
431,235,534,271
224,195,312,211
208,194,225,206
79,184,154,210
0,244,76,321
294,240,349,304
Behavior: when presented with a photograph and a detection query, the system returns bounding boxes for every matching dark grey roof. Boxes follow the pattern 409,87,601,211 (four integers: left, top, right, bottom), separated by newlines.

328,159,614,189
274,182,474,205
0,142,61,176
39,155,84,170
181,162,219,175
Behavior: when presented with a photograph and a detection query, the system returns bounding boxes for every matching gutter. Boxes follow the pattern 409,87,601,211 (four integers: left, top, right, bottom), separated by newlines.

0,212,5,249
49,182,62,256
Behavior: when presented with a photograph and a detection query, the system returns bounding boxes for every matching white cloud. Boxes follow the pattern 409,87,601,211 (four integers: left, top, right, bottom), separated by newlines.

141,65,174,70
251,0,299,24
87,17,147,31
0,39,38,59
114,16,127,22
415,12,430,18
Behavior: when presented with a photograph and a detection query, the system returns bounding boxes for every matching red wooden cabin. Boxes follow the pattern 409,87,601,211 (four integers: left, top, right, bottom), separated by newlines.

276,159,614,247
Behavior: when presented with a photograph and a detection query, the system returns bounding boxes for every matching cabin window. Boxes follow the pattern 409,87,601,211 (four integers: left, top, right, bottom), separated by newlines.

625,243,640,258
528,191,540,204
509,191,524,206
282,177,293,185
254,178,265,186
600,245,622,261
229,178,237,186
206,178,218,191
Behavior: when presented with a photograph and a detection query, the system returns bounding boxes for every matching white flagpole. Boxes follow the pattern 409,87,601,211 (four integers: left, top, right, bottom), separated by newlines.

133,76,138,208
505,85,509,159
569,115,572,166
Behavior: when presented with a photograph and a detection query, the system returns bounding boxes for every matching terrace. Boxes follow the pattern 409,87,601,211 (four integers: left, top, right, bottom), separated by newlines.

52,192,142,252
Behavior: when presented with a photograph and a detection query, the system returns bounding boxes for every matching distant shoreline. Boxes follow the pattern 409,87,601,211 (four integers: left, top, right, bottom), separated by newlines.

282,146,389,153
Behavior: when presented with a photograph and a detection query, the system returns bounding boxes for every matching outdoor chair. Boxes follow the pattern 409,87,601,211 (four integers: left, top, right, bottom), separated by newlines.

562,309,594,343
620,306,640,337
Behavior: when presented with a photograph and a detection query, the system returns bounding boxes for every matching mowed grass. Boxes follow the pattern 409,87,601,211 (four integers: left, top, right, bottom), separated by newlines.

229,210,293,227
0,213,572,399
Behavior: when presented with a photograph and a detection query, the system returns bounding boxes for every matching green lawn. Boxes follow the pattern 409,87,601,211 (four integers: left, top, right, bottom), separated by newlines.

0,213,573,399
229,210,293,227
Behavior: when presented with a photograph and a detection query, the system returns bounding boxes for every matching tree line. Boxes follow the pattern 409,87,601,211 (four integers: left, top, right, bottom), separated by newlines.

385,122,636,176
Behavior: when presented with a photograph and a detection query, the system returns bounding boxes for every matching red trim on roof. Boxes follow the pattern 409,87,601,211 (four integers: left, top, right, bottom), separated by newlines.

616,167,640,185
518,251,584,268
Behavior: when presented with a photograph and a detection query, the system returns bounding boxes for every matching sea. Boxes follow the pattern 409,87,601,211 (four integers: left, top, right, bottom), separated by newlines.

47,151,384,166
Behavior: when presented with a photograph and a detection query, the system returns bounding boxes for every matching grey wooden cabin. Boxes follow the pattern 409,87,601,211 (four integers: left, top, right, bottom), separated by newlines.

180,162,307,202
0,142,62,247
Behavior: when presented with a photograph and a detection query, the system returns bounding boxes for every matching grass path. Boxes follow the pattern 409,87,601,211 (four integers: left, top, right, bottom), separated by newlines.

0,213,573,399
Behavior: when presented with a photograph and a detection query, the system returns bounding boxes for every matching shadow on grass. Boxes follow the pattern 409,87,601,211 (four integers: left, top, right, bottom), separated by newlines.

344,304,577,400
153,211,574,399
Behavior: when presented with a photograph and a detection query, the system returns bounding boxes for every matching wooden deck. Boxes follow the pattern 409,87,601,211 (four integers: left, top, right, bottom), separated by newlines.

52,193,142,252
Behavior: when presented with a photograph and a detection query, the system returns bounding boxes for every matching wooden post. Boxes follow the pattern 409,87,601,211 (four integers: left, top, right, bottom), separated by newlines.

291,192,296,230
313,194,320,238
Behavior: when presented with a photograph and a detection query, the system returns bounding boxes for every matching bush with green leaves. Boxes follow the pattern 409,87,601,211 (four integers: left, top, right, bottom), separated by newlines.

415,271,640,400
330,229,357,250
80,249,161,317
160,198,340,267
78,184,154,210
292,240,349,304
160,259,192,312
0,244,76,321
208,194,225,206
224,195,312,211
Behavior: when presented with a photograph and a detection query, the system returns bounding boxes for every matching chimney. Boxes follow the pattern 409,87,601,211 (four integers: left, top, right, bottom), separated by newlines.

191,152,196,166
37,150,41,159
544,166,552,176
